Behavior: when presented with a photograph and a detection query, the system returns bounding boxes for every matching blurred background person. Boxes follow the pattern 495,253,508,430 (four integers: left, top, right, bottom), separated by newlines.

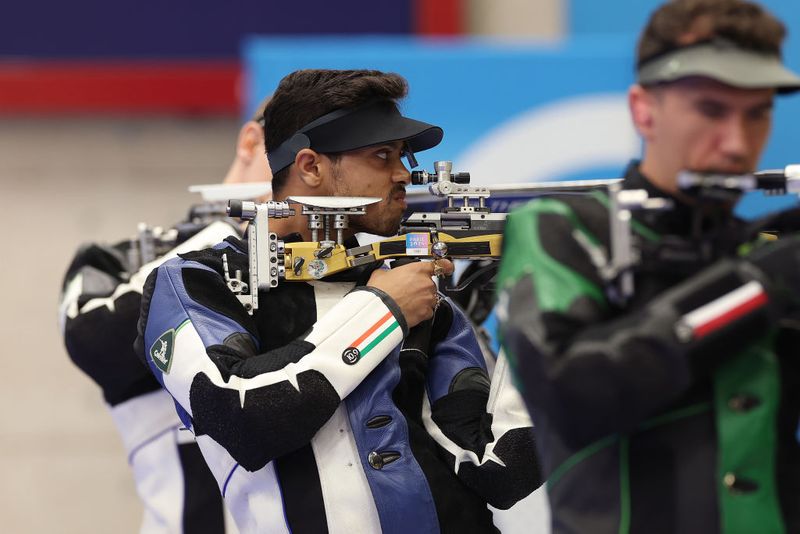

58,105,270,533
497,0,800,532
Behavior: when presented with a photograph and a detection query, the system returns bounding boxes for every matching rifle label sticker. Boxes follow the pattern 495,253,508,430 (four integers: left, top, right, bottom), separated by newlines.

307,259,328,279
150,328,175,374
406,233,430,255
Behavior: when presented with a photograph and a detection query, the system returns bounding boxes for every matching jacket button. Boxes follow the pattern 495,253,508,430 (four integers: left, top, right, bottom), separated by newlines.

723,472,759,494
728,394,761,412
368,451,401,470
368,452,384,469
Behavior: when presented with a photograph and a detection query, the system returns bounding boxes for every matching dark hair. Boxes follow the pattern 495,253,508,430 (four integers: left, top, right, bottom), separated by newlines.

262,69,408,194
251,95,271,128
637,0,786,66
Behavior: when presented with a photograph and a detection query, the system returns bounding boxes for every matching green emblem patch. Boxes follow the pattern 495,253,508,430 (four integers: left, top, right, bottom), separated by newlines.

150,329,175,374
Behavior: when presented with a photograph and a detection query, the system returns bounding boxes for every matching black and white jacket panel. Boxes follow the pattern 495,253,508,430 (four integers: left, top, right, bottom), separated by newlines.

137,237,541,534
59,220,241,533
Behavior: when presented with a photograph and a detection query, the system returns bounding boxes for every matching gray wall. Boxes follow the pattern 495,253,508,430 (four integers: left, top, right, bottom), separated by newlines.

0,117,238,533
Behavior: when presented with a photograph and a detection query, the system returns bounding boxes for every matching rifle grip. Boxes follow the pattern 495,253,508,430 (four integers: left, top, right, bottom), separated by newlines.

403,317,434,355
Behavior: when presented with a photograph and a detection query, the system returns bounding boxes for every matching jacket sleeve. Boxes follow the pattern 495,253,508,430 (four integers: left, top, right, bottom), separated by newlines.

420,298,542,509
496,198,785,448
136,251,409,473
59,220,240,406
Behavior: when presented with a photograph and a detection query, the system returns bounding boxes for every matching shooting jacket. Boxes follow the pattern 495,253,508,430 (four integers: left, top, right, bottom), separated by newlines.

60,219,241,533
497,162,800,534
135,234,541,534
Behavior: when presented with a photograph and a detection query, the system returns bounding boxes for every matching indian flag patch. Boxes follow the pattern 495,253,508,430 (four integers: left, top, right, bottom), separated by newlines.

341,311,400,365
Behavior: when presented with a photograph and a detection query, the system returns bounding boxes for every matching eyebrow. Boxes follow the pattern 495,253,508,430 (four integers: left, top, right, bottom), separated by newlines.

693,97,774,113
372,143,403,152
747,101,774,113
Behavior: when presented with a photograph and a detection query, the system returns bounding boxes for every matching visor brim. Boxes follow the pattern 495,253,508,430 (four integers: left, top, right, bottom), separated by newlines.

637,42,800,94
268,100,444,174
309,102,443,154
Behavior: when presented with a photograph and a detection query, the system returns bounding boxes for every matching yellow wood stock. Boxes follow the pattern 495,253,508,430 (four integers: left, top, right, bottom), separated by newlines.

283,232,503,282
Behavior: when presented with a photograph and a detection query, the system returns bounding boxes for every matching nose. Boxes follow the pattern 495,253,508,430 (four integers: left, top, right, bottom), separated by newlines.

718,115,749,162
392,155,411,185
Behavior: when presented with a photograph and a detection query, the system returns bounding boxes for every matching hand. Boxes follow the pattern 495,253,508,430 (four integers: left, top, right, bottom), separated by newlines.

367,259,454,328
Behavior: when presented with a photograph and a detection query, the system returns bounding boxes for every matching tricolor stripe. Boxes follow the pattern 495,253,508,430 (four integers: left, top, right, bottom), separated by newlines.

680,280,768,339
348,311,401,359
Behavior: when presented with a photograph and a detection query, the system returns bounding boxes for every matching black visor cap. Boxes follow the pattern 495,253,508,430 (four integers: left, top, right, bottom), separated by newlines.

309,100,443,154
268,100,443,173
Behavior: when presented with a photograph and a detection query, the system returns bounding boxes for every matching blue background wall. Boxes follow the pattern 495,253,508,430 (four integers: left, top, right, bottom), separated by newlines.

243,32,800,217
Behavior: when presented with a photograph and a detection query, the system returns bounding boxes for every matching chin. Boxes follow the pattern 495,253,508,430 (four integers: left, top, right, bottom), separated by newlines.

695,164,755,176
353,218,401,237
374,225,400,237
376,213,403,236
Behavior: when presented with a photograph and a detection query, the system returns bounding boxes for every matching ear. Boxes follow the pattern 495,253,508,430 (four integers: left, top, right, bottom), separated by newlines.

236,121,264,164
629,84,657,141
294,148,325,189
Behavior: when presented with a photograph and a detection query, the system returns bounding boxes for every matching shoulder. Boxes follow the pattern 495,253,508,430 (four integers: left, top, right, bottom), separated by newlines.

60,241,134,325
174,237,247,276
143,238,253,326
506,193,608,243
63,241,129,286
499,194,608,305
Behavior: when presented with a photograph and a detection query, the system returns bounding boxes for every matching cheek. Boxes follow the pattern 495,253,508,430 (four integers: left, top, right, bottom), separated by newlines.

666,119,717,165
749,121,772,151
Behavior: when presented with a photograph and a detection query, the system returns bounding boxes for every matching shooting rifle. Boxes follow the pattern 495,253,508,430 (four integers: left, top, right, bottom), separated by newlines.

222,159,800,314
125,182,270,272
602,164,800,306
224,161,620,313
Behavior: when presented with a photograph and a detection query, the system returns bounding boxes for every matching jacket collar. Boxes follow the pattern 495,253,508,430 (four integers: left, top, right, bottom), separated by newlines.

621,160,743,237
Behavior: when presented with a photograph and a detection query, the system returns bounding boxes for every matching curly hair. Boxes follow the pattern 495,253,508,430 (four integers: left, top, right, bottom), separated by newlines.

637,0,786,66
261,70,409,194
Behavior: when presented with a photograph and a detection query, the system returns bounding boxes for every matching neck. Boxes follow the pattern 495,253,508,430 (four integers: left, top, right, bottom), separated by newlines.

222,160,246,184
638,157,739,214
639,153,680,196
264,216,358,243
639,153,700,206
270,189,358,243
267,215,311,241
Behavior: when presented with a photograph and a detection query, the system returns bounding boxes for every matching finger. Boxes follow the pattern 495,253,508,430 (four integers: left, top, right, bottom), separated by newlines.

429,259,454,277
437,259,455,275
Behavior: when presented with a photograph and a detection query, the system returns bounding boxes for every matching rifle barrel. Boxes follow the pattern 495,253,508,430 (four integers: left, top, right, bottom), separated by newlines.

405,179,622,199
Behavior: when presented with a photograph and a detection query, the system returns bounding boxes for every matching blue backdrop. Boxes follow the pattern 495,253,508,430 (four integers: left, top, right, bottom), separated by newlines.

244,32,800,217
